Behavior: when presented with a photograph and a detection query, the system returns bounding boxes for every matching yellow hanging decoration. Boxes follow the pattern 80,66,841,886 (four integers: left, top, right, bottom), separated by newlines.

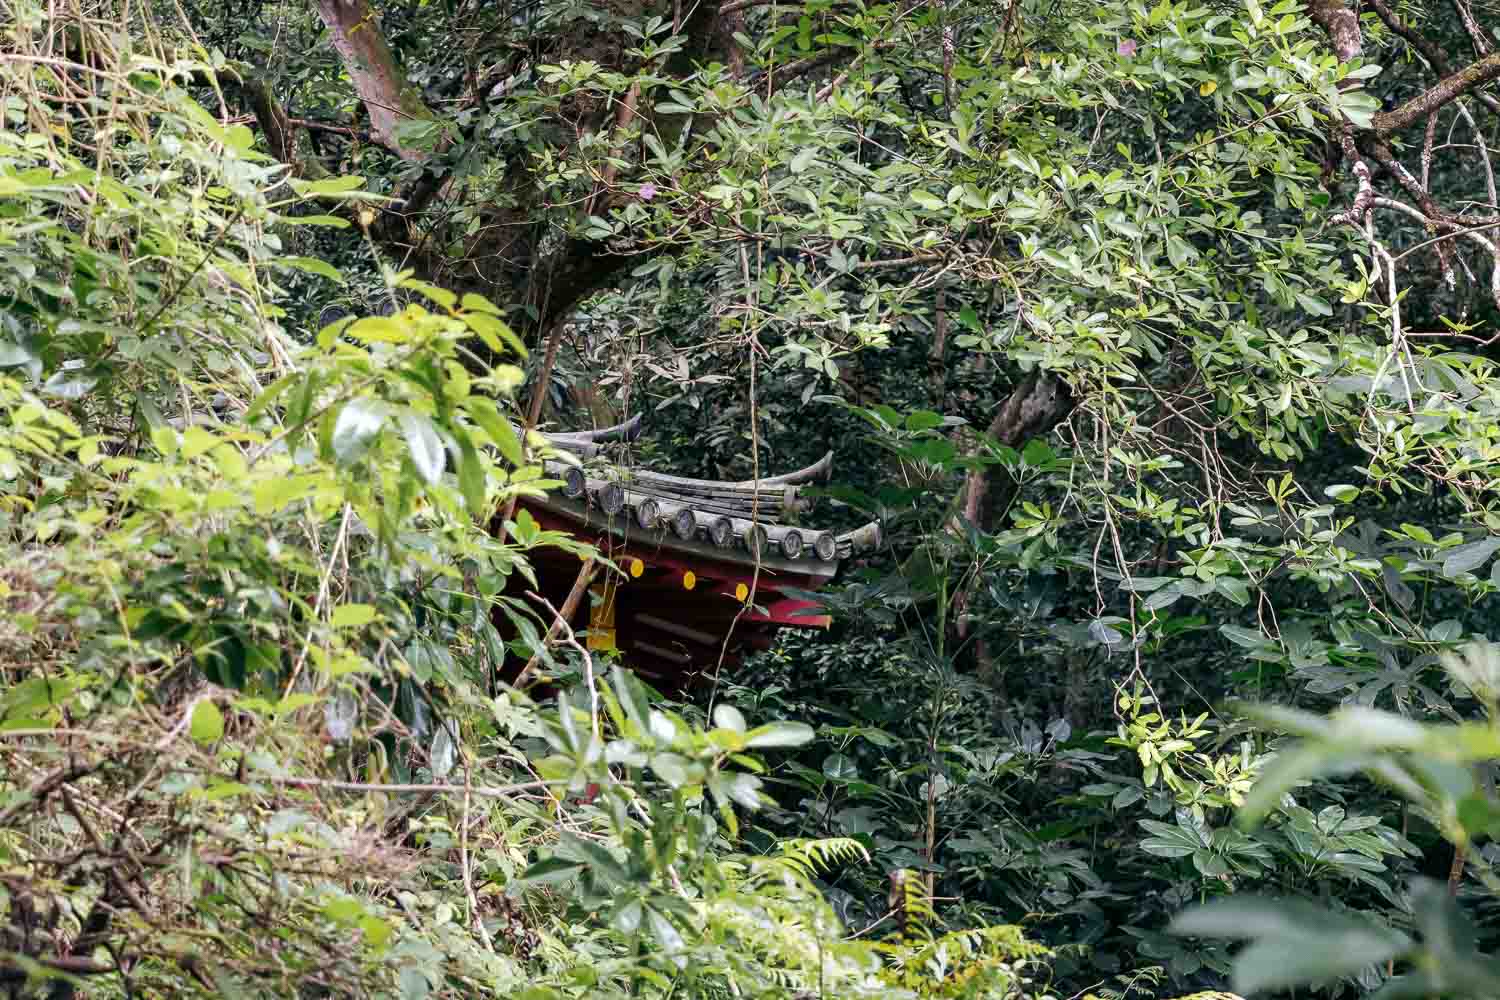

683,571,696,590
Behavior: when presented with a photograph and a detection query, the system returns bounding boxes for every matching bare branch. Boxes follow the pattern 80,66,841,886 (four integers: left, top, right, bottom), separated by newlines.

1366,0,1500,117
1451,0,1492,57
1374,51,1500,134
250,774,550,799
1373,196,1500,308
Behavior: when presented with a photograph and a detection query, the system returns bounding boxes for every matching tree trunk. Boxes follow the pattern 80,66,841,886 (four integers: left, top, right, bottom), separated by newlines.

314,0,434,158
958,372,1073,534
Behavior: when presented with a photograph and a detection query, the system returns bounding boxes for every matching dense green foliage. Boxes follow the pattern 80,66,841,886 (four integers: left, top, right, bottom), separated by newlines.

8,0,1500,996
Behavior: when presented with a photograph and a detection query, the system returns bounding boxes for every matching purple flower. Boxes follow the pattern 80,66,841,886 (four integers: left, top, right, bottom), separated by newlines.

638,182,658,202
1117,38,1137,58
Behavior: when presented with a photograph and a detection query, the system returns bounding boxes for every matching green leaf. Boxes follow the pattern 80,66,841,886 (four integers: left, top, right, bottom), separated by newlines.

359,915,393,951
200,781,252,801
331,603,378,628
400,278,457,311
904,410,943,432
345,316,410,344
821,752,857,780
457,432,487,516
279,256,344,282
245,372,300,420
464,397,524,466
281,214,350,228
398,411,445,484
332,398,386,463
646,906,684,954
460,292,504,316
910,190,944,211
1239,743,1371,823
0,340,38,368
1021,438,1054,467
463,311,526,356
613,899,644,934
200,632,249,689
517,856,584,885
290,175,369,197
1170,896,1410,994
651,752,692,787
190,700,225,743
42,372,98,399
1143,582,1184,610
1443,536,1500,578
398,967,430,1000
744,721,815,748
712,704,747,733
1295,291,1332,316
723,772,764,810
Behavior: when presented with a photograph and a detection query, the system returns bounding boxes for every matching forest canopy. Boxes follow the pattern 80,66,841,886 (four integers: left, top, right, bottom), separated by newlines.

7,0,1500,996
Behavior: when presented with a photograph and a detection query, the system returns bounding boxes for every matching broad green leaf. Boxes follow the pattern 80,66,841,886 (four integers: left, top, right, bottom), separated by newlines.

359,915,393,951
651,752,692,787
398,967,430,1000
464,397,524,466
905,409,943,432
245,372,300,420
398,411,445,484
1171,897,1409,995
745,721,815,748
457,432,487,515
723,772,763,810
290,175,369,197
332,398,386,462
0,341,38,367
190,700,225,743
345,316,410,344
463,311,525,356
1443,536,1500,578
821,752,857,780
331,603,378,628
279,256,344,282
1239,744,1372,823
281,214,351,228
400,279,457,311
712,704,747,734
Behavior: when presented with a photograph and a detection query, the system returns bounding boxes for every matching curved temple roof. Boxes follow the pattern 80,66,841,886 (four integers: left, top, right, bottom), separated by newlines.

503,418,880,687
532,419,882,573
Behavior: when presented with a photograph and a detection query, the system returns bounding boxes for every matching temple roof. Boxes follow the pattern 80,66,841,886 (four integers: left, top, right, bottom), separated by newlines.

503,416,880,687
533,415,881,573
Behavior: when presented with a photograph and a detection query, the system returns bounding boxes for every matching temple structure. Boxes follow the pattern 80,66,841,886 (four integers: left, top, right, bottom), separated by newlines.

508,415,880,688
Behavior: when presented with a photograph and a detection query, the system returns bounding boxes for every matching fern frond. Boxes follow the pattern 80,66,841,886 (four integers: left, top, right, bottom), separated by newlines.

886,867,937,943
772,836,871,881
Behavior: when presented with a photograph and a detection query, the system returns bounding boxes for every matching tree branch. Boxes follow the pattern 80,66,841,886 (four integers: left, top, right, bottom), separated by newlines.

1373,51,1500,134
1450,0,1492,57
1366,0,1500,117
957,372,1073,535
